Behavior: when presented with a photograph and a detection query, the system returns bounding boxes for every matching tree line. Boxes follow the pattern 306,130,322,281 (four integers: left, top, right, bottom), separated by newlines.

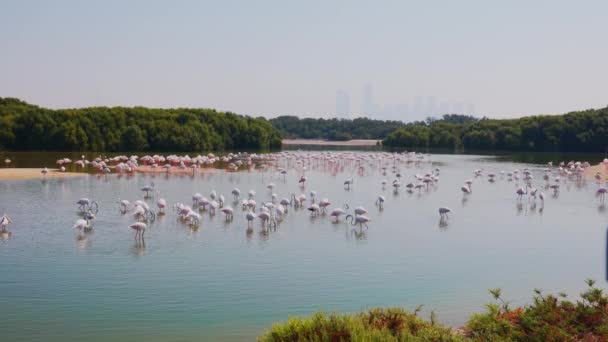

0,98,282,152
383,107,608,152
269,115,405,141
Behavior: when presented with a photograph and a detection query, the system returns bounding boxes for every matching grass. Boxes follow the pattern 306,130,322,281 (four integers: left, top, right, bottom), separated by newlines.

258,280,608,341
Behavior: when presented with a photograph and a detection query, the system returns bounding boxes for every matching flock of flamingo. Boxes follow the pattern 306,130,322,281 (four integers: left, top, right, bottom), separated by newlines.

1,152,606,243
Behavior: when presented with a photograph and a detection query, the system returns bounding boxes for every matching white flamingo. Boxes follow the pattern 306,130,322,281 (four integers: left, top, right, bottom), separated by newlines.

221,207,234,221
1,214,12,231
345,214,371,229
130,222,146,240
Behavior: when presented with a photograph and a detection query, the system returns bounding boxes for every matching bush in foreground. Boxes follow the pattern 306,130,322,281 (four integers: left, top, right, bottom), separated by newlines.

258,307,464,341
259,280,608,341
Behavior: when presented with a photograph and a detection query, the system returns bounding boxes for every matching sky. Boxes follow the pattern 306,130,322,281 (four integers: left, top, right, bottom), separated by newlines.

1,0,607,121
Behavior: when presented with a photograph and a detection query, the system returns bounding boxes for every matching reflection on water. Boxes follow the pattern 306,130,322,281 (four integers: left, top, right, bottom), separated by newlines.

0,151,607,341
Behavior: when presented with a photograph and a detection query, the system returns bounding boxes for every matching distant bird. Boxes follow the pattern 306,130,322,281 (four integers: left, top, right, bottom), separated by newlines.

1,214,12,231
345,214,371,229
73,218,90,230
141,182,155,197
157,198,167,214
354,206,368,216
221,207,234,221
597,187,607,203
344,178,354,190
129,222,146,240
307,203,320,216
439,207,451,220
515,187,527,200
319,198,331,212
232,188,241,201
330,208,346,222
375,195,385,209
246,210,257,227
298,175,307,187
461,185,471,195
41,167,49,176
258,211,271,226
119,200,131,213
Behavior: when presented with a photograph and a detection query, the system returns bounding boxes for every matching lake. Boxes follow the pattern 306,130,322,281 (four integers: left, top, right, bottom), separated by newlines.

0,151,606,341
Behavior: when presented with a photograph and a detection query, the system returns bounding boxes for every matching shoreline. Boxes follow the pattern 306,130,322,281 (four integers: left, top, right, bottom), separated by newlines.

0,168,86,180
584,163,607,179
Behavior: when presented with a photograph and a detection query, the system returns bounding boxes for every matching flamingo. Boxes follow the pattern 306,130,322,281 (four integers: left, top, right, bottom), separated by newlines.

73,218,90,230
439,207,451,220
76,198,99,213
129,222,146,240
119,199,131,213
597,187,607,203
232,188,241,201
185,211,201,226
157,198,167,214
461,185,471,195
345,214,371,230
515,187,527,200
354,206,368,216
375,196,385,208
1,214,12,231
330,208,347,222
209,200,219,215
298,175,307,187
319,198,331,213
307,203,320,216
344,178,354,190
246,210,257,227
141,182,155,198
221,206,234,221
41,167,49,177
258,211,271,227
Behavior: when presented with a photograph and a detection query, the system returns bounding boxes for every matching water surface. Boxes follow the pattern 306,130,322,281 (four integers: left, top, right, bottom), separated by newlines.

0,151,606,341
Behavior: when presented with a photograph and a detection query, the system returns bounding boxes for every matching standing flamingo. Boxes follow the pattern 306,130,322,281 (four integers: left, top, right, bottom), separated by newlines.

375,196,385,209
345,214,371,230
221,207,234,221
130,222,146,240
439,207,451,220
344,178,354,190
1,214,12,231
597,187,607,203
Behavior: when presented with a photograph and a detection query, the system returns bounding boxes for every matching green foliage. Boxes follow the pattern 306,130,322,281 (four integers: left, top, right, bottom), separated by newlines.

383,107,608,152
269,116,406,141
258,307,465,341
261,281,608,341
465,280,608,341
0,98,282,152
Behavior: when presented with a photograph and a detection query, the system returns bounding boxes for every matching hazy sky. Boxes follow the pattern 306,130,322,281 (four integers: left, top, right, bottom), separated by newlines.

1,0,607,121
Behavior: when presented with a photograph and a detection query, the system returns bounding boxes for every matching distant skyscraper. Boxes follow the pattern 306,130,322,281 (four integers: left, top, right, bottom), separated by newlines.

362,83,375,116
335,90,350,119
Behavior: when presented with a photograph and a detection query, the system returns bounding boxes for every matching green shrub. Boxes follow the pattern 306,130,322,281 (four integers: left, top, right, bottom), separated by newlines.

258,307,464,341
260,281,608,341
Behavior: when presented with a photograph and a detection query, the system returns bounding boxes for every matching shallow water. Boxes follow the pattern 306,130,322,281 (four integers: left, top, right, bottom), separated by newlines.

0,151,606,341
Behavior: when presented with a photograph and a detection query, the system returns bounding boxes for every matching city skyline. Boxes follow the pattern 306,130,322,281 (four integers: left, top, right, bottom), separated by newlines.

335,83,476,122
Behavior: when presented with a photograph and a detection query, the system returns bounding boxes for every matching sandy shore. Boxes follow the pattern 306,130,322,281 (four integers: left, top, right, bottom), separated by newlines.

0,168,86,180
584,164,608,179
282,139,379,146
133,165,223,174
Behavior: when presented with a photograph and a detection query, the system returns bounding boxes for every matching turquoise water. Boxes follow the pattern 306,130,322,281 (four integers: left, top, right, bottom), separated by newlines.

0,152,606,341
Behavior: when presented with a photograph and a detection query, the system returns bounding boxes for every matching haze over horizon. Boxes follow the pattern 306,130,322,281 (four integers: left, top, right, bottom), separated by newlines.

1,0,607,121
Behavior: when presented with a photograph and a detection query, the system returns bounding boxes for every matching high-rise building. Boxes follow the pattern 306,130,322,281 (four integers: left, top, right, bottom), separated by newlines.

335,90,350,119
362,83,375,116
